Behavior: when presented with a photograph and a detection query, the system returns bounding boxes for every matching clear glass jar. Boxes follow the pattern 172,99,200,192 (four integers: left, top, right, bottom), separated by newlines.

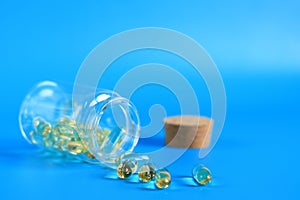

19,81,140,168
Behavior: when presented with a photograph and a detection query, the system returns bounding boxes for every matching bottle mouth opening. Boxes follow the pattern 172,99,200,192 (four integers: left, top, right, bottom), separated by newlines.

97,97,140,138
86,96,140,166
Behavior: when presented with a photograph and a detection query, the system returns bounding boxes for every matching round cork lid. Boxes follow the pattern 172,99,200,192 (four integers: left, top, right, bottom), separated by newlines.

164,116,213,148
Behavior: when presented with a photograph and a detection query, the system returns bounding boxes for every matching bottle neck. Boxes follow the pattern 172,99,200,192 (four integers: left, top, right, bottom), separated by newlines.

76,92,140,168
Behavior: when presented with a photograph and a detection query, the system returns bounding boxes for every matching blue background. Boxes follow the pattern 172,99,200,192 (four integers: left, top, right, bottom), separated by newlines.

1,0,300,199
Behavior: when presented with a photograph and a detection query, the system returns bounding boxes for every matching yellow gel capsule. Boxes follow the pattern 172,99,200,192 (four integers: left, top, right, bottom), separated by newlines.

117,161,133,179
58,140,69,151
138,164,155,183
53,124,76,138
67,141,83,155
51,135,60,149
33,118,51,136
154,169,171,189
192,164,212,186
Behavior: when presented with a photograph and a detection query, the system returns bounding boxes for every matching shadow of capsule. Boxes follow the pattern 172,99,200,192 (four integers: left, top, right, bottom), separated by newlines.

137,175,198,191
138,181,156,191
137,176,216,191
104,172,140,184
103,170,119,180
173,175,221,190
124,174,140,183
173,176,199,187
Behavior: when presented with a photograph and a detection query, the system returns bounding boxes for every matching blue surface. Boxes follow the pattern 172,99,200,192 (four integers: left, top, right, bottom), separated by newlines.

1,0,300,199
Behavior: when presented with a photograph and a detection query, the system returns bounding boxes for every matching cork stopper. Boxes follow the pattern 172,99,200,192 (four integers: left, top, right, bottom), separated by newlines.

164,116,213,148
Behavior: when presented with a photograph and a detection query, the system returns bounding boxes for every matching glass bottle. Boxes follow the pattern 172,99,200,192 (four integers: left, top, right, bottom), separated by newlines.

19,81,140,168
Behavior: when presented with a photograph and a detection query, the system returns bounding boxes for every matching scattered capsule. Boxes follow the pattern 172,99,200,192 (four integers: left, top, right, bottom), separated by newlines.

154,169,171,189
138,164,155,183
192,164,212,186
117,161,134,179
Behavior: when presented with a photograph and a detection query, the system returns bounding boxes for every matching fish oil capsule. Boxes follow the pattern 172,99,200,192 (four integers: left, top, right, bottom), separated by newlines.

67,141,83,155
53,124,77,139
138,164,155,183
192,164,212,186
117,161,134,179
154,169,171,189
34,118,51,136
